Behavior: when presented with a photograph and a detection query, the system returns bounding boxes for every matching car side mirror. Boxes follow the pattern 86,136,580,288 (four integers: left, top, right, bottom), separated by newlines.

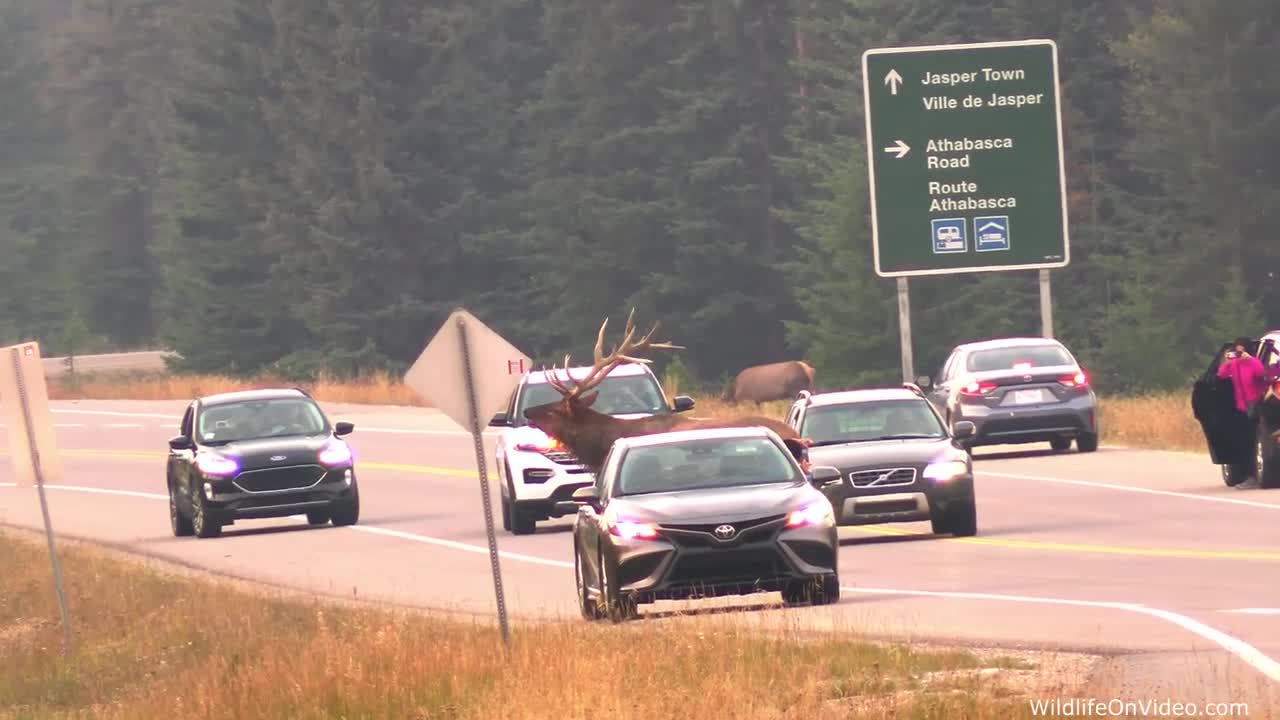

334,421,354,436
570,485,601,510
809,465,842,487
916,375,933,389
952,420,976,440
489,412,511,427
168,435,193,451
672,395,696,412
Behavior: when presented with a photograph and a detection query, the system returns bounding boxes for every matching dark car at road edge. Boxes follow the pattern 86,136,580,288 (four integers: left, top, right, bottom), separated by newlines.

166,388,360,538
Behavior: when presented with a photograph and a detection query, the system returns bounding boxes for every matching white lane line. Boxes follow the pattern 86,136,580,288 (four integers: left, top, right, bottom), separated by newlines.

52,409,178,419
104,423,144,428
1223,608,1280,615
10,483,1279,682
53,423,86,428
39,484,168,500
979,470,1280,511
844,586,1280,683
349,525,571,568
0,482,15,488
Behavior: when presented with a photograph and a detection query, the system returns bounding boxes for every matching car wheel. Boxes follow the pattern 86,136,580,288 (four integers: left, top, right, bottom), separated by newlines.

782,575,840,606
1257,424,1279,489
952,497,977,535
598,549,637,622
169,482,193,537
510,503,536,535
1050,437,1071,452
1224,463,1249,487
1076,433,1099,453
501,464,514,532
306,511,331,526
190,485,222,539
575,543,603,621
330,484,360,526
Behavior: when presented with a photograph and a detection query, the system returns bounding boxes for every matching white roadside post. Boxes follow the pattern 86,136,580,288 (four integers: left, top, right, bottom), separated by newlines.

1,341,71,654
403,308,532,645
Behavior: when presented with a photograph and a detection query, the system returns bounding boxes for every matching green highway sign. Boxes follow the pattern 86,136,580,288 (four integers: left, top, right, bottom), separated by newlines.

862,39,1069,277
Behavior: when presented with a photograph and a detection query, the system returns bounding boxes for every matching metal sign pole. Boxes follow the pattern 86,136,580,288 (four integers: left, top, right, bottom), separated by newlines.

11,347,72,654
1039,269,1055,338
456,316,511,645
897,277,914,382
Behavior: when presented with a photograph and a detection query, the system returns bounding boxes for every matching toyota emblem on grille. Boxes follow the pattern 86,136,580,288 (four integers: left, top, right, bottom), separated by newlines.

713,524,736,540
270,455,287,462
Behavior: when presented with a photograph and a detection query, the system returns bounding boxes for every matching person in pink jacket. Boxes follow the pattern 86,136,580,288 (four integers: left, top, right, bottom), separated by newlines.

1218,337,1267,415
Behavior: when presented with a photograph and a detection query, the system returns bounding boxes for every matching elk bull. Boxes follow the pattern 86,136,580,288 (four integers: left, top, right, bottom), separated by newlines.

724,361,816,404
521,310,802,472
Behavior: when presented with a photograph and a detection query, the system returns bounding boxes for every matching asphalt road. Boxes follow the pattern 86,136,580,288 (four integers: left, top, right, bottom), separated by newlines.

3,399,1279,711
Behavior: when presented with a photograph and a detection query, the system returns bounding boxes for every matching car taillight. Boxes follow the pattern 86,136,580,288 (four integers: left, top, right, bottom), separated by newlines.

1058,370,1089,388
959,380,997,397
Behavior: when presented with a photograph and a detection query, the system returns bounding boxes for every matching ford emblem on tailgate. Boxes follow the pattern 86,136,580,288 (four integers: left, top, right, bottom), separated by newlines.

270,455,287,462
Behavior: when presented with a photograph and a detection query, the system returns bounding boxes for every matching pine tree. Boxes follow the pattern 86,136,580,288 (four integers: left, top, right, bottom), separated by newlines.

154,0,305,375
0,0,74,346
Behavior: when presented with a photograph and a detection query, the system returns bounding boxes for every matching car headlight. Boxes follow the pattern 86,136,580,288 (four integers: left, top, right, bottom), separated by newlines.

923,459,969,482
318,439,353,467
195,453,239,477
785,500,835,528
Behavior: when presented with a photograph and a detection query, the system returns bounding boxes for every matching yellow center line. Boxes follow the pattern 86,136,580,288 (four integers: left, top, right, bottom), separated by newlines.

846,524,1280,561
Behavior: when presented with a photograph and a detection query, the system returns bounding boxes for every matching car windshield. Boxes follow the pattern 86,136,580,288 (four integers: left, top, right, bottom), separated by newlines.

515,374,668,423
196,398,328,444
967,344,1074,372
800,399,945,445
617,436,801,496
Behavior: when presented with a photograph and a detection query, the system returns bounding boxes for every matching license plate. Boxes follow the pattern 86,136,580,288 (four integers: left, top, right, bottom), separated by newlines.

1013,389,1043,405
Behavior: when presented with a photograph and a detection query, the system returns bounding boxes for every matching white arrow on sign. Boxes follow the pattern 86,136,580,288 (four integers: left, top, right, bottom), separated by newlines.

884,68,903,95
403,308,531,434
883,140,910,159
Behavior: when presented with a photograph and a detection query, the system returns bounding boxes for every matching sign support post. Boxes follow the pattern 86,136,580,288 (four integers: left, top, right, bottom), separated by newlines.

1039,268,1054,338
456,314,511,645
6,345,72,654
897,277,914,382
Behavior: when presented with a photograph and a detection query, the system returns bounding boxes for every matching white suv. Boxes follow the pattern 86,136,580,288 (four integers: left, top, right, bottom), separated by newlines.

488,362,695,534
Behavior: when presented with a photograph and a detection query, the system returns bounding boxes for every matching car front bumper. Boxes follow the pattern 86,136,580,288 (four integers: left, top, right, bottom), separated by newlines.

605,516,838,602
829,473,974,525
957,393,1097,447
200,465,357,521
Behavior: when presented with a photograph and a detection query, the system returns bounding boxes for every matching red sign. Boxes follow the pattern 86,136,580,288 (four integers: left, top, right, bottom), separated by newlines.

507,358,526,375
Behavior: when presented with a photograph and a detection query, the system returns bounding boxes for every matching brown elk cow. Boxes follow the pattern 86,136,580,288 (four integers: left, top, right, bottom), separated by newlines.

521,310,802,472
724,360,816,404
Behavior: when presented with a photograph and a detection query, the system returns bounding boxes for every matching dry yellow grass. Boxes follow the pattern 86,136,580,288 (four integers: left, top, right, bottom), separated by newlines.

46,372,1202,452
1,530,1095,719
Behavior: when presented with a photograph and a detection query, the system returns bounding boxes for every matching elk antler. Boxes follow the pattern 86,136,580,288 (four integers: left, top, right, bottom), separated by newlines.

543,308,684,401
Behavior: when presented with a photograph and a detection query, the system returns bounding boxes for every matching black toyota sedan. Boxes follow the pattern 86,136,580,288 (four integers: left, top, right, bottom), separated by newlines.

166,387,359,538
558,426,842,622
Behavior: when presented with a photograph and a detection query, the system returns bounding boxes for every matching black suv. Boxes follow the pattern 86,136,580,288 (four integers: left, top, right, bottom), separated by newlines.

783,385,977,536
1192,333,1280,488
166,388,360,538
